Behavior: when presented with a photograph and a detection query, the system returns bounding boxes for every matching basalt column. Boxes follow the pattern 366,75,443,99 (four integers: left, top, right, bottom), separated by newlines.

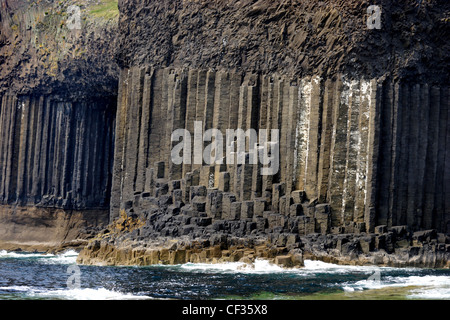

0,95,116,209
0,94,116,250
111,67,450,234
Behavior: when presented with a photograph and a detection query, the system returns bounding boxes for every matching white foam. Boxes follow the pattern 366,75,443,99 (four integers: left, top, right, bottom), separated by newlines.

302,259,386,274
342,274,450,299
408,286,450,300
177,259,394,276
0,250,54,259
0,284,151,300
178,258,289,274
342,286,356,292
356,275,450,289
0,285,35,292
32,287,152,300
179,261,253,273
0,249,79,264
253,259,287,272
40,250,79,265
178,258,450,300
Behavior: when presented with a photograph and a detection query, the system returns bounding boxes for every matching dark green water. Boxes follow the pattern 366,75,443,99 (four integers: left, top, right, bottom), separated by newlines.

0,250,449,300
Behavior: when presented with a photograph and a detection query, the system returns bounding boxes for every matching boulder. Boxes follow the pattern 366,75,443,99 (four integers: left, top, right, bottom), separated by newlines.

158,195,172,207
275,255,293,268
181,224,195,235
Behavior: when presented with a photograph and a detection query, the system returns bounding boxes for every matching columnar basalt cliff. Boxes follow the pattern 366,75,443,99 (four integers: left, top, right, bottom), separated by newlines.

0,0,119,250
0,95,116,209
79,0,450,268
111,68,450,234
1,0,449,266
109,0,450,231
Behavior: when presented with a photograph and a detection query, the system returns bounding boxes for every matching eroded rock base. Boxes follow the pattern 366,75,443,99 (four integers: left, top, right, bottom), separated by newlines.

77,212,450,269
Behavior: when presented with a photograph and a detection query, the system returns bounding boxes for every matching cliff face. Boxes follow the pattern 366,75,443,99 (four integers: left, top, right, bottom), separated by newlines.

111,0,449,233
83,0,450,267
0,0,119,250
111,67,449,236
117,0,449,83
0,0,119,97
0,0,449,264
0,95,116,209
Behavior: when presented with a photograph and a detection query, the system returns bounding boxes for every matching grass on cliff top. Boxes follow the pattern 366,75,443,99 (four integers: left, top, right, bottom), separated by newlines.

89,0,119,20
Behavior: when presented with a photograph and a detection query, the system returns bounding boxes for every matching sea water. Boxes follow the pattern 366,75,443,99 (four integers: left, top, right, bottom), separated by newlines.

0,250,449,300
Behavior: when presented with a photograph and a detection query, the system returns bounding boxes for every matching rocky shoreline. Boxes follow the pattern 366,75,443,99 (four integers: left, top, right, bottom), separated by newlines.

76,205,450,269
76,234,450,269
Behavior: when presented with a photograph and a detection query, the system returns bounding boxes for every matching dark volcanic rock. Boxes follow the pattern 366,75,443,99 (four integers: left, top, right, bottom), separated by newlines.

0,0,119,97
117,0,449,83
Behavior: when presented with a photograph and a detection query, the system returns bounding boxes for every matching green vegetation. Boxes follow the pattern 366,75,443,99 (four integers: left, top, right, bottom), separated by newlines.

89,0,119,20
